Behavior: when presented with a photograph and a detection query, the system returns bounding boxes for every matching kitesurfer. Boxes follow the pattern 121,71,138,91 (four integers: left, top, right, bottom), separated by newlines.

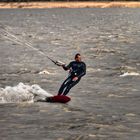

57,53,86,96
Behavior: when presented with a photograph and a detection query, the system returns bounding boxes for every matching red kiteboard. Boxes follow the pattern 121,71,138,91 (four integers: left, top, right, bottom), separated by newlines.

46,95,71,103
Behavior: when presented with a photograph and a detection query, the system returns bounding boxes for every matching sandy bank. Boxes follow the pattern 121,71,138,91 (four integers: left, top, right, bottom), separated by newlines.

0,2,140,8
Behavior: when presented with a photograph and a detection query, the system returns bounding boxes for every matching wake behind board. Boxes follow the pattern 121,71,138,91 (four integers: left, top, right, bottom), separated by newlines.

46,95,71,103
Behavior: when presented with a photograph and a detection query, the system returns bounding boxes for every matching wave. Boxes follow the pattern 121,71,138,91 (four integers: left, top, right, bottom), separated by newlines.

120,72,140,77
0,82,53,103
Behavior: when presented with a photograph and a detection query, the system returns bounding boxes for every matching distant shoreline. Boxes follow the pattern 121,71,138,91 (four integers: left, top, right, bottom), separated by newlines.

0,2,140,8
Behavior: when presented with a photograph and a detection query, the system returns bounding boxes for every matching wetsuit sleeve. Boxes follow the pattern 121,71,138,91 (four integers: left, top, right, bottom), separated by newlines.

78,63,86,79
62,62,72,71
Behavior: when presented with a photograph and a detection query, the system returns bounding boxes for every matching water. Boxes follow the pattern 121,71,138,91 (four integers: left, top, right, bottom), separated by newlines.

0,8,140,140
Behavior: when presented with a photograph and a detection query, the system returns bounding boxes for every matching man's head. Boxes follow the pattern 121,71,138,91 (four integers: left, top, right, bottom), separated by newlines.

75,53,81,62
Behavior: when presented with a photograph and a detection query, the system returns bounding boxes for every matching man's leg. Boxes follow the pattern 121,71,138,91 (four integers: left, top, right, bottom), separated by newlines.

58,77,72,95
63,79,80,95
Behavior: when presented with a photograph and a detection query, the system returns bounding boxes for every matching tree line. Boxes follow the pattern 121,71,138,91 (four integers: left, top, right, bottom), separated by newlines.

0,0,140,2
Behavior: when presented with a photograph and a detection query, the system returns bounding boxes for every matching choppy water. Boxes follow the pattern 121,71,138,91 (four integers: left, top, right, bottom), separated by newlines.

0,8,140,140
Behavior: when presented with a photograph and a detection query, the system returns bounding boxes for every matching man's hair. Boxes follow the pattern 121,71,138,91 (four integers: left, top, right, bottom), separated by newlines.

75,53,81,59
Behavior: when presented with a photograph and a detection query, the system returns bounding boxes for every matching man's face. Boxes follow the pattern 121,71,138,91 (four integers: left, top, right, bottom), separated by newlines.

75,55,81,62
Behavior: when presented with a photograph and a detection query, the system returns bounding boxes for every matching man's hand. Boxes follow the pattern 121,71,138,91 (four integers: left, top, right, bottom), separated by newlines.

55,61,65,66
72,77,78,81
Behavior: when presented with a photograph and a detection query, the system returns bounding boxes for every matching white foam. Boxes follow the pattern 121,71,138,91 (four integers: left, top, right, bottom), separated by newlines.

0,82,53,103
120,72,140,77
39,69,50,75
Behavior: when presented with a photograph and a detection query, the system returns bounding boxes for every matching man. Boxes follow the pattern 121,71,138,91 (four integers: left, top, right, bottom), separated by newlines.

57,53,86,96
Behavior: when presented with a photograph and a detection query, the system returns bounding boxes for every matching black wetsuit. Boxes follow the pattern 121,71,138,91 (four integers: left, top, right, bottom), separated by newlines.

58,61,86,95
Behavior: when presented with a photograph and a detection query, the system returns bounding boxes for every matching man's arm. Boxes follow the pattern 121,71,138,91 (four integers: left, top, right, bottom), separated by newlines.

62,62,72,71
72,63,86,81
77,63,86,79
